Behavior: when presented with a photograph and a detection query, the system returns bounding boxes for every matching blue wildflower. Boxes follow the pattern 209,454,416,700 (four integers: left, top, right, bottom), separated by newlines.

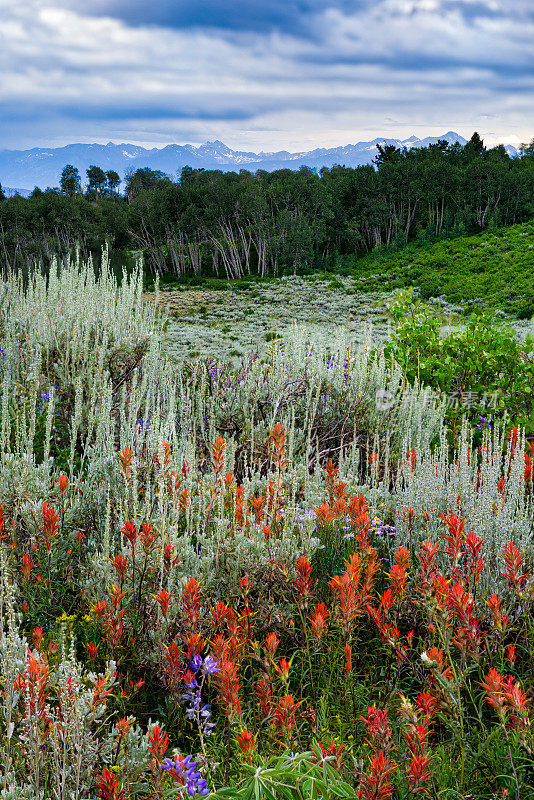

37,390,52,415
185,674,198,690
162,755,210,796
136,417,150,435
202,654,219,675
182,657,217,738
369,516,397,537
190,654,203,671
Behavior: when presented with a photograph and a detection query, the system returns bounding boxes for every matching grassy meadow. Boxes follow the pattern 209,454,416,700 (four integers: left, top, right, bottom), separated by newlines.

146,277,392,362
144,221,534,363
0,243,533,799
340,220,534,318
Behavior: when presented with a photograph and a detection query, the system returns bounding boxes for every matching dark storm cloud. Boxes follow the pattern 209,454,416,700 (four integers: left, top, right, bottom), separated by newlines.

295,49,534,79
62,0,367,35
0,0,532,151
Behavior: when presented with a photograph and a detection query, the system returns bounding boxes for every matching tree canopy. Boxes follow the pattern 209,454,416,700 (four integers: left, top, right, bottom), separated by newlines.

1,135,533,276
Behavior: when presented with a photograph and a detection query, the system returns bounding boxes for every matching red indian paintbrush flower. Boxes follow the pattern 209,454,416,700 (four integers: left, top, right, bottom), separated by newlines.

360,751,397,799
255,675,273,719
324,458,338,501
407,753,432,792
294,556,313,600
96,768,126,800
344,643,352,674
167,470,182,496
148,723,170,765
524,453,532,483
110,553,128,583
501,541,529,592
269,423,287,471
387,564,407,600
310,602,329,641
214,658,241,721
487,594,508,632
316,501,334,526
92,600,108,620
318,738,344,771
347,494,371,548
277,658,291,681
439,512,466,570
211,434,226,475
249,495,265,522
32,627,44,651
359,705,393,754
415,540,438,596
179,487,191,513
154,588,172,617
21,552,33,579
211,601,230,628
273,694,300,741
481,669,530,730
165,642,182,692
182,577,201,627
118,446,133,484
86,641,98,663
236,730,257,763
154,440,171,476
163,543,179,569
91,675,114,709
330,550,378,635
187,634,203,659
116,717,131,737
121,519,137,547
41,502,58,550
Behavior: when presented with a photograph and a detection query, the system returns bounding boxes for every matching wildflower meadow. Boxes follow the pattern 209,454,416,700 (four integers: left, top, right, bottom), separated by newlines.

0,253,533,799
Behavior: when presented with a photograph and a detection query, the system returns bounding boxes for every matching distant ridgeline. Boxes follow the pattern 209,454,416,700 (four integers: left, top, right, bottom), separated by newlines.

0,132,533,284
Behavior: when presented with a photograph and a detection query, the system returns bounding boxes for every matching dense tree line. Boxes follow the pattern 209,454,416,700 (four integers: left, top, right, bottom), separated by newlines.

1,133,533,276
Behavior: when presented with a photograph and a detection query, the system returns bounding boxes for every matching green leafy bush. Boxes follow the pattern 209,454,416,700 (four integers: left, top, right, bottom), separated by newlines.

384,288,534,437
346,220,534,317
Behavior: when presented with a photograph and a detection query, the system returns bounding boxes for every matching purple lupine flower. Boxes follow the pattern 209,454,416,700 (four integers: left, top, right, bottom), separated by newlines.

182,663,217,737
184,693,202,721
190,654,203,671
185,674,198,689
202,654,219,675
162,755,210,796
136,417,150,435
37,390,51,415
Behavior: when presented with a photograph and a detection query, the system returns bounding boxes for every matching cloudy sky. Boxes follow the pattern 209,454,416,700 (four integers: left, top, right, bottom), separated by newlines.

0,0,533,152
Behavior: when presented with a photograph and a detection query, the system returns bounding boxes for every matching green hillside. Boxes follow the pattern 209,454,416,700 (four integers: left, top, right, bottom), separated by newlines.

344,220,534,318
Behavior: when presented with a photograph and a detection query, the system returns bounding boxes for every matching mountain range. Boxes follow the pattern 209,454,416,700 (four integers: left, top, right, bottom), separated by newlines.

0,131,519,193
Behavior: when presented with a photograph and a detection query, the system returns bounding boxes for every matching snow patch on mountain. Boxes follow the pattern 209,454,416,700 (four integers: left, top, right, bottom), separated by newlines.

0,132,519,191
